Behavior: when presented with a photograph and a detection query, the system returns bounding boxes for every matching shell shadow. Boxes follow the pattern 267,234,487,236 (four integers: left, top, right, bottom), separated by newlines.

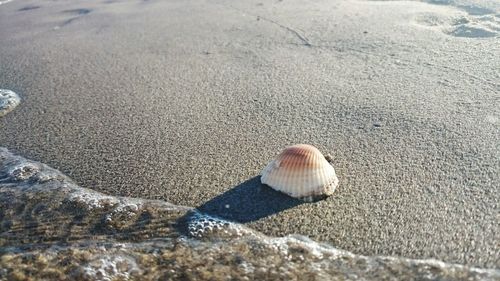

196,176,304,223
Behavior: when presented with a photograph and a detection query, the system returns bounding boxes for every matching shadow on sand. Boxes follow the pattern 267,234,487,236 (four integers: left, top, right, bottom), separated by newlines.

196,176,304,223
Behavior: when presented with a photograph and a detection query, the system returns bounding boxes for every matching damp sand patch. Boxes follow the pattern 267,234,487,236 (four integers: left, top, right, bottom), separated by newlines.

0,89,20,117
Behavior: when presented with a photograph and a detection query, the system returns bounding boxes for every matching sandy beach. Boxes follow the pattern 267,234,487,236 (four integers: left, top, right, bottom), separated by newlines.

0,0,499,270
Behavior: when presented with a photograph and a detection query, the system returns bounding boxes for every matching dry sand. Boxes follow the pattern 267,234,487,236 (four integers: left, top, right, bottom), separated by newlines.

0,0,499,268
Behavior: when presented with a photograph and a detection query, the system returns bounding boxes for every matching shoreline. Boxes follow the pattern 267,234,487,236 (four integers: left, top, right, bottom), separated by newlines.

1,147,499,280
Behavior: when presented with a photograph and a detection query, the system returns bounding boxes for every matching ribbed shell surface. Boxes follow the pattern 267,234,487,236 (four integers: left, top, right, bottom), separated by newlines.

261,144,339,199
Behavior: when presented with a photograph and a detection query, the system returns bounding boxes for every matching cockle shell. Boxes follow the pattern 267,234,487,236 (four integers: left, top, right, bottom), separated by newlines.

261,144,339,200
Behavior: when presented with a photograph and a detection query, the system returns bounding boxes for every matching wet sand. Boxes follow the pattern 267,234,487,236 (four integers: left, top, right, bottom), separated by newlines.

0,0,499,268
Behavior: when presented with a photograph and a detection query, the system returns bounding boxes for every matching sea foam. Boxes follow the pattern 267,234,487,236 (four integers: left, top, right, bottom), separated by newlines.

0,148,499,280
0,89,20,117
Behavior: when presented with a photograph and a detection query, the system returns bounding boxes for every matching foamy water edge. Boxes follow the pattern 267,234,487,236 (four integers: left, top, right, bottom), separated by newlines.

0,90,20,117
0,147,499,280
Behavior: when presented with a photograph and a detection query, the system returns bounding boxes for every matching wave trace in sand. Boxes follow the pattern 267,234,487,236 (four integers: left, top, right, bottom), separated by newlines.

1,148,499,280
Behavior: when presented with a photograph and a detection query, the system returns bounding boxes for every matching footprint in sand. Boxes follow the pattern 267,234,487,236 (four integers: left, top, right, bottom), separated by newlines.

412,2,499,38
414,12,499,38
449,21,497,38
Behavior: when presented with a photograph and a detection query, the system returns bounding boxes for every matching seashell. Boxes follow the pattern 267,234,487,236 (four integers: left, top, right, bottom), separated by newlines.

261,144,339,201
